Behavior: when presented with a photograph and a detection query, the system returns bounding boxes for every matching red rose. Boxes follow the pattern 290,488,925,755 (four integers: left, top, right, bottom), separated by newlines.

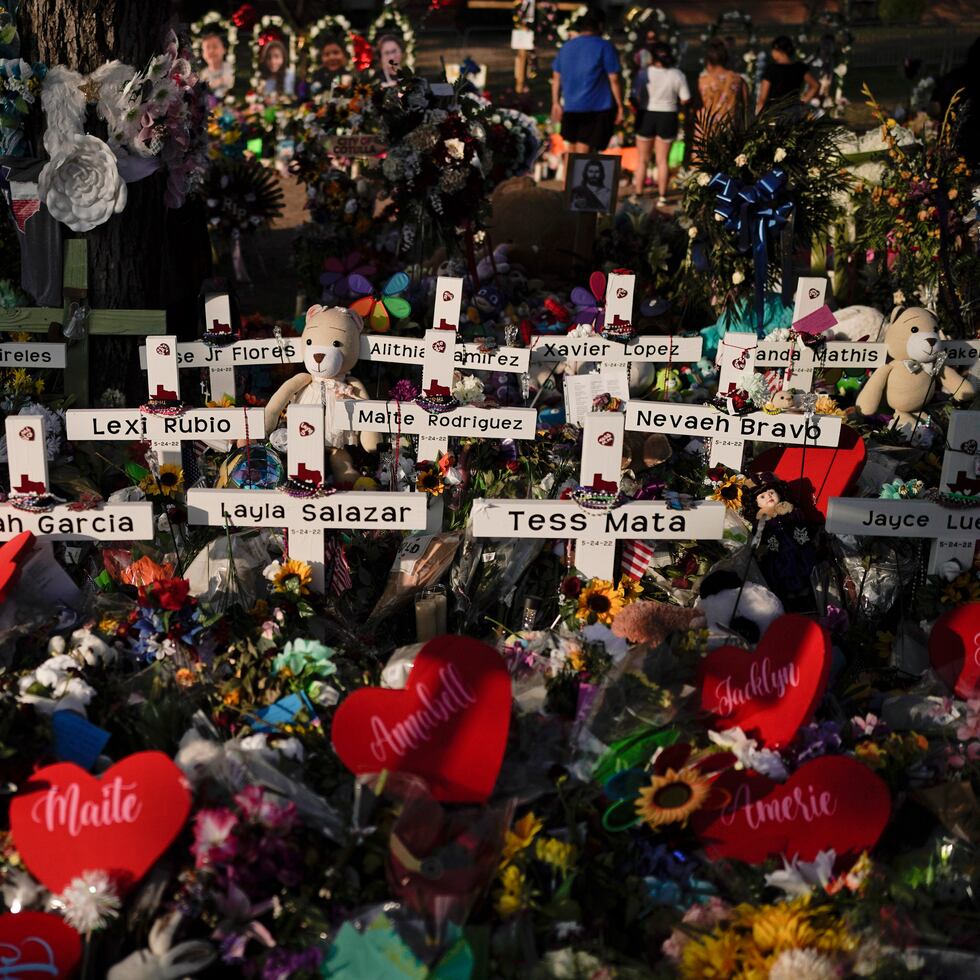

560,576,582,598
505,459,520,473
140,577,191,611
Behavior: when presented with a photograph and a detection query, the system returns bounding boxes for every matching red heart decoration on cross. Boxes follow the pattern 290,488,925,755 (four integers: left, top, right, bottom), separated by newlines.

597,431,614,446
750,423,865,521
10,751,191,894
0,911,81,978
0,912,82,980
18,426,35,441
298,421,315,437
432,340,447,353
929,602,980,699
0,531,36,603
692,756,890,865
698,614,831,749
331,636,511,802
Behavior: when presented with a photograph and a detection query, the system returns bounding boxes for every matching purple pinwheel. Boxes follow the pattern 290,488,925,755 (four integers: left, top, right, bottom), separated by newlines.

320,252,377,302
570,270,607,328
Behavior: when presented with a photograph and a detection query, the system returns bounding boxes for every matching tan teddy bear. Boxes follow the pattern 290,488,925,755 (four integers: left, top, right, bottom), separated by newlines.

855,306,973,430
264,305,379,487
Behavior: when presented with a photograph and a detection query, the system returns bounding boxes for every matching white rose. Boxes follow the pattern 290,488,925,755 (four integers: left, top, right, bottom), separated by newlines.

835,63,848,76
688,226,698,239
39,135,126,233
732,270,745,284
773,147,787,163
696,171,711,186
735,153,748,167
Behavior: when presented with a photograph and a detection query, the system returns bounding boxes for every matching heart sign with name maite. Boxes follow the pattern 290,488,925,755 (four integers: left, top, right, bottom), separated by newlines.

692,756,891,865
0,530,35,603
751,423,865,521
929,601,980,698
331,635,511,802
698,614,831,749
0,911,81,978
10,751,191,894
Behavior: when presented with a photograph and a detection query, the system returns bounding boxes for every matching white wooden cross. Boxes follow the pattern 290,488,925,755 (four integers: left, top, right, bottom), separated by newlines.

1,414,154,541
928,410,980,575
187,402,427,593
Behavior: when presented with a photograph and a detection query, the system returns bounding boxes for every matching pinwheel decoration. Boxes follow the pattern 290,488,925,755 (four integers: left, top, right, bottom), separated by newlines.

348,272,412,334
320,252,377,302
571,271,607,328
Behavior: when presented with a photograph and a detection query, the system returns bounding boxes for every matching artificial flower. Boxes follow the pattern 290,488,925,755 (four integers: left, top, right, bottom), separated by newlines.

55,871,121,933
576,579,624,625
711,474,745,511
635,767,712,829
267,559,313,596
501,812,543,864
139,463,184,497
494,864,528,919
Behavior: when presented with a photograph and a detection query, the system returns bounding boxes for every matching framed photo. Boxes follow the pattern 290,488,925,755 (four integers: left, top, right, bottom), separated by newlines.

564,153,620,214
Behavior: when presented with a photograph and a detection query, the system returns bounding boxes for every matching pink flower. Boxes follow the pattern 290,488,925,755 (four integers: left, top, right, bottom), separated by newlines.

191,808,239,868
234,785,297,833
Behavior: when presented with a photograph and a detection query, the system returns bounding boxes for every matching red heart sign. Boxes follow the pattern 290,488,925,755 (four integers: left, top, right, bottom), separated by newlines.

298,421,315,437
155,343,170,355
10,751,191,894
692,756,890,865
18,426,35,441
929,602,980,698
615,288,627,299
432,340,447,353
0,912,81,978
0,531,35,603
331,636,511,802
698,615,831,748
597,431,614,447
750,423,865,521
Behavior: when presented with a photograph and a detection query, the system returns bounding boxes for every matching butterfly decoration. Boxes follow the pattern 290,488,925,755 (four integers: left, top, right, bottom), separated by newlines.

570,270,606,328
349,272,412,334
320,252,377,302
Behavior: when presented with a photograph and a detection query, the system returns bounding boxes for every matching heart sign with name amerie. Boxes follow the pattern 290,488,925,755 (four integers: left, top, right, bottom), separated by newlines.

331,636,511,802
0,911,81,978
698,614,831,748
10,751,191,894
929,601,980,699
692,756,890,865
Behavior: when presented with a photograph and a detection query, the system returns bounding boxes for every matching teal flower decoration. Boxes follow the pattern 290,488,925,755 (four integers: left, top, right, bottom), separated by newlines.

273,638,337,679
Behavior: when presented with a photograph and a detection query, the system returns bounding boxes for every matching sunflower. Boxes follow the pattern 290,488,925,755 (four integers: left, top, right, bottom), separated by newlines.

139,464,185,498
271,558,313,596
576,579,624,625
416,467,445,496
618,576,643,602
711,474,745,511
745,899,821,953
635,767,712,828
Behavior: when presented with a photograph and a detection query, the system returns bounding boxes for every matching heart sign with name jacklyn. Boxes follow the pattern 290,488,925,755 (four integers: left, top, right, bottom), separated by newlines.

692,756,890,865
331,635,511,802
929,601,980,699
698,614,831,748
10,751,191,894
0,911,81,978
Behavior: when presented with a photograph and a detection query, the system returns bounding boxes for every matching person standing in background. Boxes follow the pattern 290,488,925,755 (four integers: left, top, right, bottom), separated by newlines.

756,35,819,113
631,42,689,206
551,12,623,154
698,38,747,125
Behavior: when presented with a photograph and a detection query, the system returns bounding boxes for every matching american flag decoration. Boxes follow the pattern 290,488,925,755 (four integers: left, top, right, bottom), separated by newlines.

620,539,655,580
324,535,353,595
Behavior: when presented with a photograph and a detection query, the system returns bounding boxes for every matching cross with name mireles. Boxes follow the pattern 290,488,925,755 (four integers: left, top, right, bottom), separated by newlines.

0,240,166,407
0,414,154,541
65,336,266,468
187,402,428,593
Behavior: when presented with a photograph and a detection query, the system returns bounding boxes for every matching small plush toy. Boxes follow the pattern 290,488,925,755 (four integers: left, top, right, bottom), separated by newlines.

856,306,974,429
264,305,379,487
763,389,798,413
696,569,785,646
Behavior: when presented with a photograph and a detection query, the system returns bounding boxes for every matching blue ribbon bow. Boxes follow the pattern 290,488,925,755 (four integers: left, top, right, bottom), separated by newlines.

709,168,793,338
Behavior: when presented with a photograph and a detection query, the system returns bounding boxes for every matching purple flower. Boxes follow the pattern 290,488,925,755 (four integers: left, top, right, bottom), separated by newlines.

191,809,239,869
389,379,420,402
234,785,297,833
257,947,324,979
791,720,843,764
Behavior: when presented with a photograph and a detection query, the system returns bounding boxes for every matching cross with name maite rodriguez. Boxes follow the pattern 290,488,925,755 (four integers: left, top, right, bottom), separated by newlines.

0,414,154,541
187,403,427,592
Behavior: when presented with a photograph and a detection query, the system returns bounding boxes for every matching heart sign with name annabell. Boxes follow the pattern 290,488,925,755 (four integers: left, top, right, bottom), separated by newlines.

10,751,191,894
929,602,980,699
331,636,511,802
692,756,890,865
0,911,81,978
698,614,831,748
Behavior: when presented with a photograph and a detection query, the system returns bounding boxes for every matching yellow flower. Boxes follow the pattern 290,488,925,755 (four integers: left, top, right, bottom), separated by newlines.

576,579,624,625
813,395,845,418
500,812,543,864
535,837,576,875
747,899,820,953
271,558,313,596
711,474,745,511
635,767,712,828
175,667,198,688
416,469,445,496
855,741,885,768
680,930,749,979
139,464,184,498
618,576,643,602
494,864,528,919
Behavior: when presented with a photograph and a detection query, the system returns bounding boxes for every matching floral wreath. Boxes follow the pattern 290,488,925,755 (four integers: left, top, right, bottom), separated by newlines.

250,15,297,94
367,9,416,71
795,11,853,112
305,14,356,73
191,11,238,81
556,5,602,44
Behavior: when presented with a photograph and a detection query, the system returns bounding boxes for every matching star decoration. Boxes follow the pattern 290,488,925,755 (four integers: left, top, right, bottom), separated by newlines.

78,77,101,103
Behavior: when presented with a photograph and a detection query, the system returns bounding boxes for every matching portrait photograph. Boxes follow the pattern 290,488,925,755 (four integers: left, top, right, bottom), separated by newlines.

564,153,620,214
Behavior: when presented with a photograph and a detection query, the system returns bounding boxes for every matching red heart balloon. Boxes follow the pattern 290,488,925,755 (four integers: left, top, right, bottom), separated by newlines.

331,636,511,802
698,614,831,749
10,751,191,895
0,911,81,978
750,423,865,521
692,756,890,865
929,602,980,698
0,531,35,603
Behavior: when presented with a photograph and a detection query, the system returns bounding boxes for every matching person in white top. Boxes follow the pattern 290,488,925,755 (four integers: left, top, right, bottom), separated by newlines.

631,43,690,205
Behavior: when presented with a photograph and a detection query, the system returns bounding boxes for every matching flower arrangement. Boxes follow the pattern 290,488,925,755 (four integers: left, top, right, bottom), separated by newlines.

0,57,45,156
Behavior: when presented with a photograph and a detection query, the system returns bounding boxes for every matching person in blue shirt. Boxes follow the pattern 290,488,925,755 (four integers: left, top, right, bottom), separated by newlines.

551,12,623,154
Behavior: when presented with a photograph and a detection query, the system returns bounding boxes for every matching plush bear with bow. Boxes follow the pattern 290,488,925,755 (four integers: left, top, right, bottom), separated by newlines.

264,305,379,487
856,306,973,430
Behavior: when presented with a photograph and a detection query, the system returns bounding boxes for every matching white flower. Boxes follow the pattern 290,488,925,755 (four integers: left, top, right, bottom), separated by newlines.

262,560,283,583
714,212,725,221
452,373,485,405
835,63,848,76
696,171,711,186
773,147,787,163
768,949,840,980
765,849,836,897
732,270,745,285
54,870,120,933
892,290,906,306
444,137,466,161
566,322,595,338
39,135,127,233
735,153,748,167
688,226,698,239
707,727,788,779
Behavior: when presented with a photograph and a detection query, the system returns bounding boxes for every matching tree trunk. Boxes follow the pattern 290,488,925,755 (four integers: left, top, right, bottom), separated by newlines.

18,0,212,400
